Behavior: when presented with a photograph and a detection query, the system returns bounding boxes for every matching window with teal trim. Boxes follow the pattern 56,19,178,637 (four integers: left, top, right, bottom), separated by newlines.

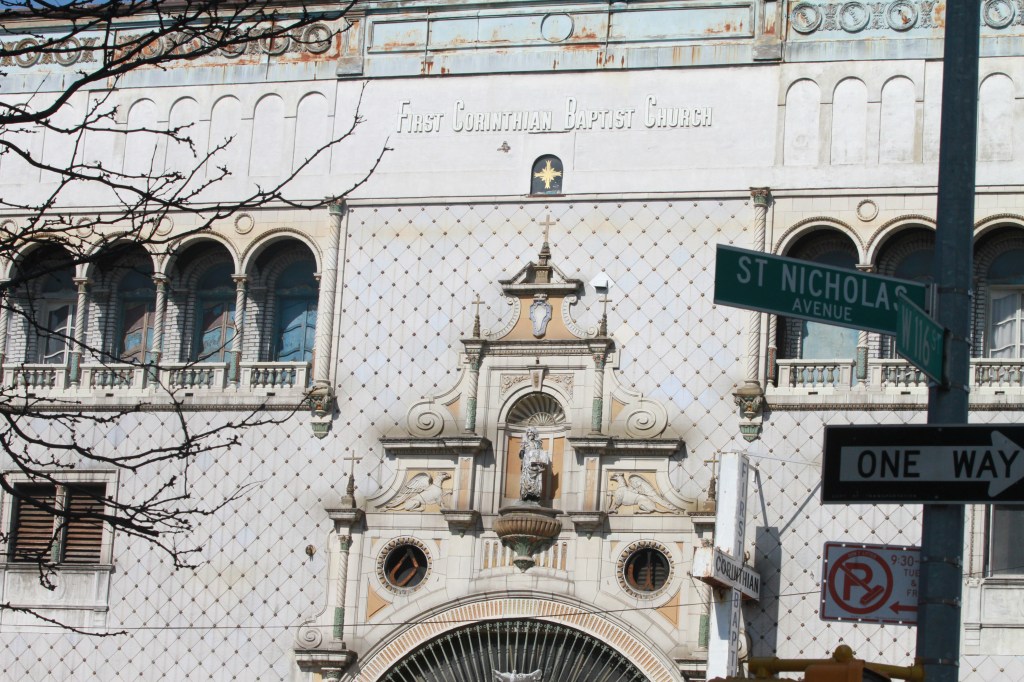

193,264,235,362
117,270,156,362
273,261,317,363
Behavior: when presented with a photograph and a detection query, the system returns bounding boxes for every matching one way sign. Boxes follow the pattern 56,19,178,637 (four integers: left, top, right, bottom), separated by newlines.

823,424,1024,503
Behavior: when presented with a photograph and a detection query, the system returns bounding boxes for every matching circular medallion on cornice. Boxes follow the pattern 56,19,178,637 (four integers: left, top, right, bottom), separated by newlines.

791,3,823,33
983,0,1016,28
886,0,918,30
234,213,254,235
377,537,432,594
541,14,574,43
303,24,334,53
617,540,674,599
75,217,94,239
856,199,879,222
839,2,871,32
153,215,173,237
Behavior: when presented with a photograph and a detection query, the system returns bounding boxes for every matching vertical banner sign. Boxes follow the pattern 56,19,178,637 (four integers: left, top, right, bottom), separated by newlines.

706,451,750,679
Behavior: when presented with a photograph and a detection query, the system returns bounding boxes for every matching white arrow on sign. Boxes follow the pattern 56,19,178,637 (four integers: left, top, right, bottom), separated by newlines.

839,431,1024,496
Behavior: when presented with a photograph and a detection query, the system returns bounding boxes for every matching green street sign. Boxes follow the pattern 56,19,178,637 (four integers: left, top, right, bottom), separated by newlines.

713,244,929,336
896,293,946,386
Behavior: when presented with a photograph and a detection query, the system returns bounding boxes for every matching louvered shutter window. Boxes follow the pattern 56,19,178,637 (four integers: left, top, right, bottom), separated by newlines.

9,484,58,562
9,482,106,564
62,484,105,564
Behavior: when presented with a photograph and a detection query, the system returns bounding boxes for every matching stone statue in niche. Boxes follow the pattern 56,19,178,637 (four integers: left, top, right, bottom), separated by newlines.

518,427,552,502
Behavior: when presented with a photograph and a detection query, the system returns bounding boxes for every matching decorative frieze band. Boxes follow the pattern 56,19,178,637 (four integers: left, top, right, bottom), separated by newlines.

1,22,336,69
790,1,931,33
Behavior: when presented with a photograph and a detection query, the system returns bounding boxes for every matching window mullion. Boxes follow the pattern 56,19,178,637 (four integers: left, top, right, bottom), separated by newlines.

53,484,67,563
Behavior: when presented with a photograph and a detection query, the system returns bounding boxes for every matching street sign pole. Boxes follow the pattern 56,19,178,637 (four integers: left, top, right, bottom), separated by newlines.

919,2,980,681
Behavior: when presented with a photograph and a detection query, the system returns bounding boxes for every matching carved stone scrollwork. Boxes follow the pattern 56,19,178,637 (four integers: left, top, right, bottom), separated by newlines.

406,400,448,437
483,296,521,340
500,373,531,397
620,398,668,439
295,619,324,650
562,295,599,338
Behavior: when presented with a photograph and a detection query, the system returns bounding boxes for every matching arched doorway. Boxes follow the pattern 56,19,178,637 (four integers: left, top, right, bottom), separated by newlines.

378,619,646,682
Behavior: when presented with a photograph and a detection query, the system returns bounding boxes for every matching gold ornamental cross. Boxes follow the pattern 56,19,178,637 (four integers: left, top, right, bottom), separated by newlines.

533,159,562,189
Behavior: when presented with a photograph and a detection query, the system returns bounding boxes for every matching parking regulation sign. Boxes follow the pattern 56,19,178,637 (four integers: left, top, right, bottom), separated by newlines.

820,542,920,626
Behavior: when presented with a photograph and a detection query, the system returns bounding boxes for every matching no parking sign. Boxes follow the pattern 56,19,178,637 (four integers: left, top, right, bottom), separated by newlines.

820,542,920,626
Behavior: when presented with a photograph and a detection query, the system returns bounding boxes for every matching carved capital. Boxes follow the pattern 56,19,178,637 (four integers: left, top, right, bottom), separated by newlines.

750,187,772,207
733,381,765,419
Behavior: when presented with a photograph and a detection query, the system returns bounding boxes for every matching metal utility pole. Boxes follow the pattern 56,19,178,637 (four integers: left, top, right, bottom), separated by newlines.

918,2,981,681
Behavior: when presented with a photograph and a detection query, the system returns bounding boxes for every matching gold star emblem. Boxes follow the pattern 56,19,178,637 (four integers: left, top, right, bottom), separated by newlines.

533,160,562,190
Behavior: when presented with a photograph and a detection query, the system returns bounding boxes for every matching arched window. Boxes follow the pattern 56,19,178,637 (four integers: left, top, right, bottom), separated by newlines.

986,247,1024,358
876,229,935,358
530,155,563,195
193,263,235,362
37,265,76,364
781,235,860,360
273,261,317,362
117,269,156,362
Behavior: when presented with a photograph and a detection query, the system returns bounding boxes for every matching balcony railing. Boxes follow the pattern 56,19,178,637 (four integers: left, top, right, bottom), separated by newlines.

242,361,310,390
1,361,312,400
770,357,1024,401
775,359,855,390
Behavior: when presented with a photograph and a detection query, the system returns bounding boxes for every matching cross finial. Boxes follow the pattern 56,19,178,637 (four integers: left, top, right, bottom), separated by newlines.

539,214,556,245
598,295,611,336
471,294,482,338
536,214,556,268
341,452,361,507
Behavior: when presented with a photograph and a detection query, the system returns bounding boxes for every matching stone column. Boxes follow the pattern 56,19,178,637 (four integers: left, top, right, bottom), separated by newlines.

855,264,873,386
0,282,10,368
313,200,345,389
464,352,481,433
746,188,771,386
733,189,770,440
147,274,168,385
591,351,606,434
69,276,89,386
766,315,778,386
333,534,352,640
230,274,247,387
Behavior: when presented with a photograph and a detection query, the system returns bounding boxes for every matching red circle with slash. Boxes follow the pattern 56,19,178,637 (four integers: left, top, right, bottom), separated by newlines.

827,549,894,615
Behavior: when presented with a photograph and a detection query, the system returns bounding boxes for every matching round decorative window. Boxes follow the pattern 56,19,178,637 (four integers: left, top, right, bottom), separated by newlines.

617,541,673,599
377,538,431,593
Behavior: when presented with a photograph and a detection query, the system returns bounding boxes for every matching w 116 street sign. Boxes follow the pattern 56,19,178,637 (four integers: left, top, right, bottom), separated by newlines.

714,244,929,336
896,293,946,386
823,424,1024,503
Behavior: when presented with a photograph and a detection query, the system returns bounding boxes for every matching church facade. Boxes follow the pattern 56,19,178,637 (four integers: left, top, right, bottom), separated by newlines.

2,1,1024,680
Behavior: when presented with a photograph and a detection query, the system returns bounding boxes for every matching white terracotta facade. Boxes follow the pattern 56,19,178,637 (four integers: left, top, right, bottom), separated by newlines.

1,1,1023,679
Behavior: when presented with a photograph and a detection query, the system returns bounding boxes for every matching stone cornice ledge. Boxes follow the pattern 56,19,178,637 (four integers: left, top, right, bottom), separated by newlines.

380,435,491,458
567,436,683,457
294,643,357,679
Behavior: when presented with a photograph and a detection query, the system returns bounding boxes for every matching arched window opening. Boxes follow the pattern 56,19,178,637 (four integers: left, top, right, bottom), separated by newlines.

272,261,317,362
986,247,1024,359
875,229,935,358
194,263,235,362
17,247,77,365
780,234,859,360
117,269,156,363
530,155,563,195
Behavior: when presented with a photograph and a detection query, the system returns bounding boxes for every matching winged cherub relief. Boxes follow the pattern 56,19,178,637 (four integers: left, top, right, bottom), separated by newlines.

607,472,685,515
382,471,453,512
